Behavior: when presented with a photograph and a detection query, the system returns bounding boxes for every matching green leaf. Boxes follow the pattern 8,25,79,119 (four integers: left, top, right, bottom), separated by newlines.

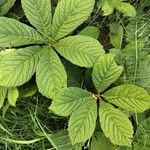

68,99,97,144
0,0,16,16
52,0,94,40
50,87,95,116
50,130,83,150
22,0,52,36
115,2,136,17
7,87,19,107
136,55,150,92
134,117,150,149
36,47,67,99
122,40,145,83
100,0,114,16
92,54,123,92
90,131,117,150
63,60,84,87
103,84,150,112
0,46,42,87
78,26,100,39
0,17,44,48
55,35,104,68
18,83,37,98
110,23,123,49
99,102,133,147
0,87,7,109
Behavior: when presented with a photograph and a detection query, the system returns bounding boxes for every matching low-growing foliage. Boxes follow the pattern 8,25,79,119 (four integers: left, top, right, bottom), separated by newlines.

0,0,150,149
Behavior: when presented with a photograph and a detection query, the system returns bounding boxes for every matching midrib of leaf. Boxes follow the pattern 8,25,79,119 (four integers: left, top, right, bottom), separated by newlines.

71,104,95,141
1,49,42,74
53,0,90,39
32,0,51,35
1,29,43,43
58,41,98,58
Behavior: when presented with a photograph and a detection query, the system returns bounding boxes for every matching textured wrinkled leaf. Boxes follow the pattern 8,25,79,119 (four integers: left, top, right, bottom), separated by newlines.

0,17,44,48
99,103,133,147
0,0,16,16
136,55,150,92
50,87,94,116
22,0,52,36
69,99,97,144
0,87,7,109
103,84,150,112
134,117,150,149
122,40,145,83
115,2,136,17
92,54,123,92
78,26,100,39
90,131,117,150
100,0,114,16
52,0,94,40
8,87,19,107
0,46,42,87
55,35,104,68
50,130,83,150
36,47,67,99
110,23,123,49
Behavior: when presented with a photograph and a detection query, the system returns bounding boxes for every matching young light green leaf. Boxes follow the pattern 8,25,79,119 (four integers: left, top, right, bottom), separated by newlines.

68,99,97,144
90,131,117,150
92,54,123,93
0,46,42,87
100,0,114,16
110,23,123,49
22,0,52,36
8,87,19,107
55,35,104,68
50,87,95,116
36,47,67,99
0,0,16,16
115,2,136,17
78,26,100,39
0,17,44,48
99,102,133,147
103,84,150,112
0,87,7,109
52,0,94,40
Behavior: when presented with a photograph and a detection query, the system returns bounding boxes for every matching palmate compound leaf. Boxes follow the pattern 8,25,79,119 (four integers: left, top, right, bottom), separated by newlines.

99,102,133,147
22,0,52,36
0,17,44,48
36,47,67,99
50,87,97,144
92,54,123,93
0,46,43,87
52,0,94,40
0,87,7,109
55,35,105,68
68,97,97,144
8,87,19,107
50,87,95,116
103,84,150,112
